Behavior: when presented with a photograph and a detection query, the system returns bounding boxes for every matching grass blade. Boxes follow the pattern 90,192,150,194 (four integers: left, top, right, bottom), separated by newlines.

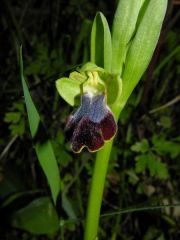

19,46,61,204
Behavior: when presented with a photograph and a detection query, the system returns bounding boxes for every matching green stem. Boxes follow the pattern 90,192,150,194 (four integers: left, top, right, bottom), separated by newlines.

84,140,113,240
84,105,122,240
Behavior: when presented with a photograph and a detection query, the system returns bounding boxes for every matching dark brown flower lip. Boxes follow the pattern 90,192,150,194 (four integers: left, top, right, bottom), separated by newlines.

65,93,117,153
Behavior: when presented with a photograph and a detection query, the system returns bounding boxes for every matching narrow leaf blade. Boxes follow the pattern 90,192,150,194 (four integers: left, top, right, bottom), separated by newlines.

20,50,40,138
120,0,168,109
20,46,61,204
112,0,143,74
91,12,112,72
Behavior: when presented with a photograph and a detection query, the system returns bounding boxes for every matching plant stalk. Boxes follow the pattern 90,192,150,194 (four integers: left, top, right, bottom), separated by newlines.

84,140,113,240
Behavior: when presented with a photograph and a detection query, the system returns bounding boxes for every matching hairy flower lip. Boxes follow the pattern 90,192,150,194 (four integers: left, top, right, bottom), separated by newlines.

65,93,117,153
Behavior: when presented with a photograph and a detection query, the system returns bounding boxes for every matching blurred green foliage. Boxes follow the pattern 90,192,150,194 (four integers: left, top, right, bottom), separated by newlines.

4,102,25,136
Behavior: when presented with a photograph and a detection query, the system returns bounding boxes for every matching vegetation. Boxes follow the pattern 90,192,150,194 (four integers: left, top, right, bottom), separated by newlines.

0,0,180,239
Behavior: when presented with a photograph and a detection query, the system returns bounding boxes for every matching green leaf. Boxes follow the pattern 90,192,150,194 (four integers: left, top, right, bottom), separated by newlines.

156,160,169,179
13,102,25,112
135,153,169,179
112,0,143,74
11,197,59,235
147,154,157,177
20,46,61,204
57,149,72,167
120,0,167,110
131,139,149,153
152,135,180,159
91,12,112,72
135,154,147,173
9,120,25,136
20,59,40,138
4,112,21,123
62,194,77,219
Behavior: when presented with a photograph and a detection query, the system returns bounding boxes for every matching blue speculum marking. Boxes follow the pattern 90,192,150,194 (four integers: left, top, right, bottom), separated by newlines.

65,93,117,153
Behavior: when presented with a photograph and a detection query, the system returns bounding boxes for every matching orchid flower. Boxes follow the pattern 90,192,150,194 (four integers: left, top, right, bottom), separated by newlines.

56,62,122,153
65,93,117,153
